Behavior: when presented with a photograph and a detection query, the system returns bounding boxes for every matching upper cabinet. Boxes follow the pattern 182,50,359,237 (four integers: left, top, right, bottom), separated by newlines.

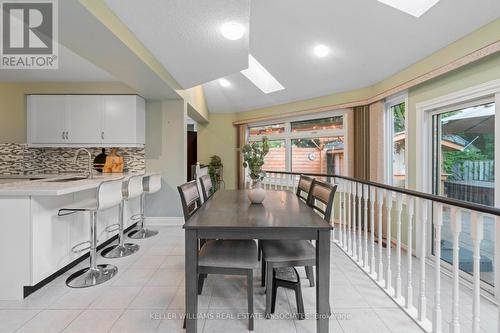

27,95,145,147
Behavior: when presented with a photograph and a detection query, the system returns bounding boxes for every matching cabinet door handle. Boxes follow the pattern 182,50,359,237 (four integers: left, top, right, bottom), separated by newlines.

61,131,65,139
101,131,104,140
66,132,69,140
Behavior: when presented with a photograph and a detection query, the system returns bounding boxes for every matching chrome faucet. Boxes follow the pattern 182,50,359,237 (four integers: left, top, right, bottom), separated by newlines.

74,148,93,179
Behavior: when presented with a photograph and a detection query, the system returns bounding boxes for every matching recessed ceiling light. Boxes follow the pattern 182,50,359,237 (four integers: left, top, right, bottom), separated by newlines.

241,54,285,94
377,0,440,17
313,44,330,58
220,22,245,40
218,78,231,87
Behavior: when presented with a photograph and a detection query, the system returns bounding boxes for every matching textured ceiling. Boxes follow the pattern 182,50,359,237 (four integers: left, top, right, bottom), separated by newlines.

105,0,251,89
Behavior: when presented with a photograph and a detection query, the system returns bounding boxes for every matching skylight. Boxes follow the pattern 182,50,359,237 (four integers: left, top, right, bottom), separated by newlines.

241,55,285,94
377,0,440,17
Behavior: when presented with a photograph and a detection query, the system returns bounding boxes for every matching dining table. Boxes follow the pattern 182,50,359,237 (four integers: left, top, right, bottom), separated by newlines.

183,189,333,333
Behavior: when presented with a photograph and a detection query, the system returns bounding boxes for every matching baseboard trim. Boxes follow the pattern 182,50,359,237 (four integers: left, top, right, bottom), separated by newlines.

145,216,184,226
23,222,137,298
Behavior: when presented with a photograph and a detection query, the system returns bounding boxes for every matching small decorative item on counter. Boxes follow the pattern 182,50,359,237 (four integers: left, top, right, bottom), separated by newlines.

93,148,107,173
103,148,124,173
242,137,269,204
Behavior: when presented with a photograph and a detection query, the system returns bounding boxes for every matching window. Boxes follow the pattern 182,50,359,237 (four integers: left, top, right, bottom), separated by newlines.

291,116,343,132
291,137,344,175
247,111,348,178
431,101,495,286
386,94,407,188
248,123,285,136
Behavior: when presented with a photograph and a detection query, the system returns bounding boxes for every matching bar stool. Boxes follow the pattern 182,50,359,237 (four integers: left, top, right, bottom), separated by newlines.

58,179,123,288
128,174,160,239
101,176,141,258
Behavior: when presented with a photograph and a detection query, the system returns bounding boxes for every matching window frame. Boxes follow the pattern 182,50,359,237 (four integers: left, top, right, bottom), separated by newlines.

247,109,349,175
416,78,500,297
384,92,409,188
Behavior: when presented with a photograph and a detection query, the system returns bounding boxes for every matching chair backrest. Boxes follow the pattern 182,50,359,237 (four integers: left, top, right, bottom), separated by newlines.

97,179,124,211
296,175,314,202
199,174,213,201
177,180,202,221
144,174,162,194
307,179,337,222
124,175,144,200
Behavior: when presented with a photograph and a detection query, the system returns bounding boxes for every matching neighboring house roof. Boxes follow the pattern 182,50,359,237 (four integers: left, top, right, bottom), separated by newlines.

394,132,467,151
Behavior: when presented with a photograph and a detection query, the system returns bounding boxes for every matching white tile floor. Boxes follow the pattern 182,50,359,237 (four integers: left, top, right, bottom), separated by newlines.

0,226,426,333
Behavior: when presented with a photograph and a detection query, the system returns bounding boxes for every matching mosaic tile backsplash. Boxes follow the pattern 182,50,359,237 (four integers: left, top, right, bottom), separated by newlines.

0,143,145,175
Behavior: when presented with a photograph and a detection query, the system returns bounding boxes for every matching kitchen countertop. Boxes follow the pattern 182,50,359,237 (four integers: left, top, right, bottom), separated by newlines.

0,172,153,196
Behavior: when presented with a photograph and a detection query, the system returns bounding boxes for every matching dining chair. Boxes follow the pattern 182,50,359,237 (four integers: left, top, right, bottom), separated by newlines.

260,174,316,287
177,180,258,330
261,178,337,317
199,174,213,202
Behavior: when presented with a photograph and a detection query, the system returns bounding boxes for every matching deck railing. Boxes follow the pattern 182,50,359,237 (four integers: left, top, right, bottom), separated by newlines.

252,171,500,333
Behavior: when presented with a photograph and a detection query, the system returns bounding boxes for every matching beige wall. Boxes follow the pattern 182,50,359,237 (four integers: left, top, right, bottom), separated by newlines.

197,113,238,189
0,82,136,143
145,99,187,217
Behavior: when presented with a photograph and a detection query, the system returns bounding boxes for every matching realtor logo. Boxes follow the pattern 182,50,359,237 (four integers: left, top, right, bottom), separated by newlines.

0,0,58,69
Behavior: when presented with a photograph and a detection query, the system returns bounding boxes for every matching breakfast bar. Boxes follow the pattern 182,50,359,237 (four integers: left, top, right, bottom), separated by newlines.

0,174,147,300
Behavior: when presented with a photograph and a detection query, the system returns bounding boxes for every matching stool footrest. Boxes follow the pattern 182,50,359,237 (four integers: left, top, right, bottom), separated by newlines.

105,223,120,233
71,240,99,253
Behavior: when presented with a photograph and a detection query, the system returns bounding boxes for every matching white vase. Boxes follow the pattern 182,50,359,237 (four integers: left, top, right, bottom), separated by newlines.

248,181,266,204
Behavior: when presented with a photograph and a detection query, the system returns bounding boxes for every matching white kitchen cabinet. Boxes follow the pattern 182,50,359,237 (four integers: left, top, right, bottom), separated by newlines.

102,95,145,145
28,95,68,144
67,95,102,144
27,94,145,147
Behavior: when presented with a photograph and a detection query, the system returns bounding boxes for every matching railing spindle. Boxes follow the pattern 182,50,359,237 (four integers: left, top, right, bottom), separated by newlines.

418,198,428,322
370,186,376,276
385,190,393,290
405,196,414,309
352,182,358,259
347,181,352,255
449,207,461,333
377,189,384,283
363,184,369,270
471,211,483,333
357,183,363,264
432,202,443,333
395,193,403,299
343,181,348,250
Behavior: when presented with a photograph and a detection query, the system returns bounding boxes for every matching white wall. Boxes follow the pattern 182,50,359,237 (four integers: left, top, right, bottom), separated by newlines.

145,99,187,220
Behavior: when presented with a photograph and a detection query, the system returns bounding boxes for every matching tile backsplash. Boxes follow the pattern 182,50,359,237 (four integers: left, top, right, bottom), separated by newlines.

0,143,145,175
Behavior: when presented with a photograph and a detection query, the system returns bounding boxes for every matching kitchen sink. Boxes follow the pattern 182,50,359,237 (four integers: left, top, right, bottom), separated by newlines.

44,176,88,182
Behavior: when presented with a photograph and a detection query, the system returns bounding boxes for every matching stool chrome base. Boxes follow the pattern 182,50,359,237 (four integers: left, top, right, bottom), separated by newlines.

66,264,118,288
128,228,158,239
101,243,140,258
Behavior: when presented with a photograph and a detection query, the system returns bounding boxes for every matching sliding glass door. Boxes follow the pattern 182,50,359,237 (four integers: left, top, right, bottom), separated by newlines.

431,101,496,286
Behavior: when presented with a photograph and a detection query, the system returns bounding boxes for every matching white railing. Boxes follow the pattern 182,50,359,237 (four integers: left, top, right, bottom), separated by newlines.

252,171,500,333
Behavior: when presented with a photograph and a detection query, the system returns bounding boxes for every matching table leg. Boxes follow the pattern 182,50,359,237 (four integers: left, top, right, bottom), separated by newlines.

265,261,273,317
316,230,331,333
185,230,198,333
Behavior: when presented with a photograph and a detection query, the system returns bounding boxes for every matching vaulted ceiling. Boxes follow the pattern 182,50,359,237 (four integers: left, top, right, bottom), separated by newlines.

104,0,500,113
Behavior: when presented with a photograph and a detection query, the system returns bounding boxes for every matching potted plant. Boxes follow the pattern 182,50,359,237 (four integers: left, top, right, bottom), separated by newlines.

208,155,223,191
242,137,269,204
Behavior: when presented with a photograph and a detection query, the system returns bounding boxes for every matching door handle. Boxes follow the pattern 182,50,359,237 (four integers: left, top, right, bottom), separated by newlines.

101,131,104,140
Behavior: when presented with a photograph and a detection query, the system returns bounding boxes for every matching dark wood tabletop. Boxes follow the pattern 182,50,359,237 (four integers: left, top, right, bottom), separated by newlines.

183,189,332,230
